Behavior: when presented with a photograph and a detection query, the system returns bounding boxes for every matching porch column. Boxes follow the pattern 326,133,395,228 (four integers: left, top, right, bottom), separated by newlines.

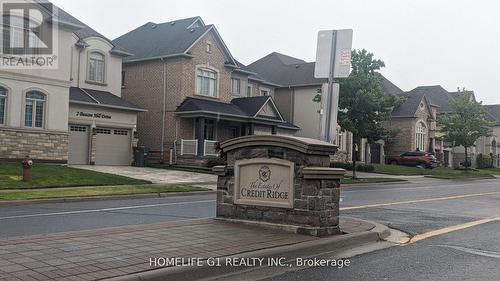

248,123,254,135
195,117,205,156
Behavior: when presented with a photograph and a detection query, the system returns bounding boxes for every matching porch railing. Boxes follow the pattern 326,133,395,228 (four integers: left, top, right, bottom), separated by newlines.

204,140,219,156
180,139,198,155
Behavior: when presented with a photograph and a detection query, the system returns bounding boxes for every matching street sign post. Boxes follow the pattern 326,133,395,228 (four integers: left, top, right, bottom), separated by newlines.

314,29,353,143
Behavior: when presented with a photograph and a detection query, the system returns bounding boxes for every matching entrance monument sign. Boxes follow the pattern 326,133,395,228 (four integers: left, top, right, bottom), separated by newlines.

213,135,346,237
234,158,294,208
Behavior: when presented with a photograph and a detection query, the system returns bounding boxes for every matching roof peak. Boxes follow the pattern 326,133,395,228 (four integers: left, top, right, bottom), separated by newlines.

267,52,308,65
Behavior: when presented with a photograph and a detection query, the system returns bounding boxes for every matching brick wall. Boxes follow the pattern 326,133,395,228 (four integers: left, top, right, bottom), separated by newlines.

0,128,68,162
122,30,278,161
384,117,416,155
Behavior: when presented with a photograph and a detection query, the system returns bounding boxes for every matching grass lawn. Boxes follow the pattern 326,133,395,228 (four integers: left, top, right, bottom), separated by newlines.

482,168,500,175
0,184,209,201
372,164,495,179
341,177,406,184
0,163,150,189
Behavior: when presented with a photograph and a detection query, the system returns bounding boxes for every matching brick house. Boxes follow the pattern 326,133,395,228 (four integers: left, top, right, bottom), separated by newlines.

388,85,491,167
114,17,298,164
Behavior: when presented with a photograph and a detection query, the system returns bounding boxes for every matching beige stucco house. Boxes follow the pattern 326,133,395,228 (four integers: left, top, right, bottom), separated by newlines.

0,1,143,165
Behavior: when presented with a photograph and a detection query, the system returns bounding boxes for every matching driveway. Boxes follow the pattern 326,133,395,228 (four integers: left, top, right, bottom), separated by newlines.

71,165,217,187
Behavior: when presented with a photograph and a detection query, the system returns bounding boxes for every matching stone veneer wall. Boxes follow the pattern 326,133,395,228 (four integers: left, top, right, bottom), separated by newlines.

216,145,344,236
0,128,68,163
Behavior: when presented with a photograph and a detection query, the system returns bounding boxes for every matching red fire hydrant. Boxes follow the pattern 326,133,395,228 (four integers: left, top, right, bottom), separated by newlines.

22,155,33,182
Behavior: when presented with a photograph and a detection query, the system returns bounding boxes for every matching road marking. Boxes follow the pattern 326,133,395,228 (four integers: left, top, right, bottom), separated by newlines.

407,216,500,244
340,191,500,211
0,200,216,220
433,245,500,258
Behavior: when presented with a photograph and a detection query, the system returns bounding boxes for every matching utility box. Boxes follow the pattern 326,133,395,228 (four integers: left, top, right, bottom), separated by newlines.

133,146,149,167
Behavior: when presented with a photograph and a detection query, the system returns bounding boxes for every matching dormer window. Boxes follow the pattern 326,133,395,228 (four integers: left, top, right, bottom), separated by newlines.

88,51,105,83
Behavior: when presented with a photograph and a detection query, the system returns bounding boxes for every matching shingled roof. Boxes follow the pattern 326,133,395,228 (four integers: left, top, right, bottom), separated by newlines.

175,97,298,130
486,105,500,123
247,52,325,87
37,1,130,56
113,17,236,65
69,87,144,111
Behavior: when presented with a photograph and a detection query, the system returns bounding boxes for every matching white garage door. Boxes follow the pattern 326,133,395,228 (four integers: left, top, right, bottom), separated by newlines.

68,125,89,164
95,128,132,166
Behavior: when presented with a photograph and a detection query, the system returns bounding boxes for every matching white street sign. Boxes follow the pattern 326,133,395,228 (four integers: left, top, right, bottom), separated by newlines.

314,29,353,79
315,28,353,143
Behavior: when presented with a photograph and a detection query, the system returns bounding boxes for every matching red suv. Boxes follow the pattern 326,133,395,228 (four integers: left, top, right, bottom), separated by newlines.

387,151,438,169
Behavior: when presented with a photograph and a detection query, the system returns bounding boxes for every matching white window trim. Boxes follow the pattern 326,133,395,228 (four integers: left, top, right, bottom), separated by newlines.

231,78,241,96
86,50,107,84
22,89,48,129
195,65,219,98
246,84,253,97
0,84,9,126
415,120,427,151
260,87,271,96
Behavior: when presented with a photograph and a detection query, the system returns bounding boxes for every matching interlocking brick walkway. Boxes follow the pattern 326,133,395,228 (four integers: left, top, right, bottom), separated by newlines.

0,217,373,281
0,219,319,281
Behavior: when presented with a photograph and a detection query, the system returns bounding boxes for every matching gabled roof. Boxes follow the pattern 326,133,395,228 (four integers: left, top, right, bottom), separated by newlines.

37,0,129,56
69,87,144,112
391,85,481,118
113,17,236,64
486,105,500,123
247,52,325,87
175,97,298,130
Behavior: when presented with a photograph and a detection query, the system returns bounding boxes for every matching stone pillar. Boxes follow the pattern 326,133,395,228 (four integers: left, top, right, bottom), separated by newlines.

214,135,346,237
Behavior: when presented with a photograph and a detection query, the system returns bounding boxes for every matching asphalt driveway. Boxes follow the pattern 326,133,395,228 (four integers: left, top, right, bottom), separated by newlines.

70,165,217,187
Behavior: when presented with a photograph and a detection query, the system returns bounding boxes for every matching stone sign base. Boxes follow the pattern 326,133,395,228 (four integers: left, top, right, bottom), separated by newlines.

214,135,346,237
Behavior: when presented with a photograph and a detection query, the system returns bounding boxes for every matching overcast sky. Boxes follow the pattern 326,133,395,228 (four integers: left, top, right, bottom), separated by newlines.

52,0,500,104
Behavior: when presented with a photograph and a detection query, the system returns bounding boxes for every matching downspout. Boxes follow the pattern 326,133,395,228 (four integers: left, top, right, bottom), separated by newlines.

160,58,167,161
77,47,82,88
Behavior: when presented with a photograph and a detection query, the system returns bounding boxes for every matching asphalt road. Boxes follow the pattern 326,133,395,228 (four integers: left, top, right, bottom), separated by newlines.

264,177,500,281
0,195,216,237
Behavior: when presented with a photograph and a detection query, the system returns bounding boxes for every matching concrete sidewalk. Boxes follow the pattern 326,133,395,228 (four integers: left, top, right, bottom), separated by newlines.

71,165,218,188
0,217,381,281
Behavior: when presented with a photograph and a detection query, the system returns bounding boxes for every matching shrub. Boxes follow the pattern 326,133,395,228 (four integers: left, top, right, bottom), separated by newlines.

330,162,374,172
205,157,226,168
476,153,493,169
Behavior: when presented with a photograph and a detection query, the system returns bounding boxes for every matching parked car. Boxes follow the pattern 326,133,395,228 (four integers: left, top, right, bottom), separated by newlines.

387,151,438,168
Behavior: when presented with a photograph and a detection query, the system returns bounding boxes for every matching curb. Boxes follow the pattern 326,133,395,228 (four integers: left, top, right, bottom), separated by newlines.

0,190,216,206
103,224,386,281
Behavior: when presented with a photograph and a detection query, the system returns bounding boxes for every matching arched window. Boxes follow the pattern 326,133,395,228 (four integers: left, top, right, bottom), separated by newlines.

0,87,6,125
25,91,46,128
196,68,217,97
415,121,427,151
88,52,105,83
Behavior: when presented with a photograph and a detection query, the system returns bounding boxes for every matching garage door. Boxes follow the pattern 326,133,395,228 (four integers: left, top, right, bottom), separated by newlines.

68,125,89,164
95,128,132,166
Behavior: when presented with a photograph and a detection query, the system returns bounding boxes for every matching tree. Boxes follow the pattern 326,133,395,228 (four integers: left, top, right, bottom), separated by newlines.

439,88,493,170
338,49,403,179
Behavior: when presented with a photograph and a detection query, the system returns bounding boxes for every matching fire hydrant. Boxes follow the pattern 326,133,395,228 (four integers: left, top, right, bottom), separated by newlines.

21,155,33,182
